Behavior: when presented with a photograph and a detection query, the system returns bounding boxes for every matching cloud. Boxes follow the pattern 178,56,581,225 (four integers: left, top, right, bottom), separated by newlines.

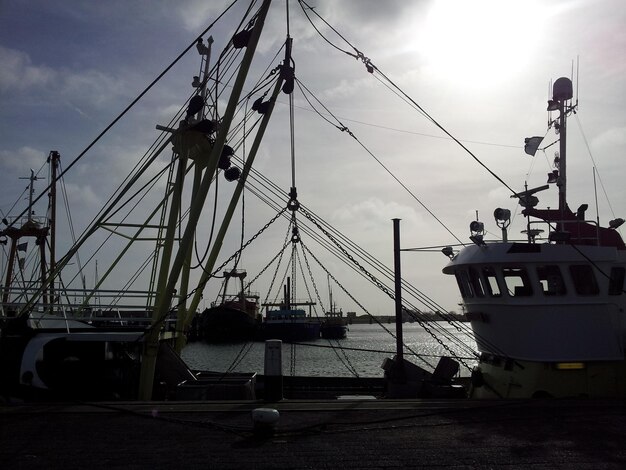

0,146,47,171
592,127,626,150
176,0,242,32
0,46,55,92
0,46,130,113
61,181,102,210
332,197,421,232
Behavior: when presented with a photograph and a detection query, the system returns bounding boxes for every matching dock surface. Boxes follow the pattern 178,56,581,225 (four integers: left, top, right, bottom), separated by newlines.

2,398,625,469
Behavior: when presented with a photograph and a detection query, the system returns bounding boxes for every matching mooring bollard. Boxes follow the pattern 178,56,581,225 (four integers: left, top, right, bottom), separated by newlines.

264,339,283,401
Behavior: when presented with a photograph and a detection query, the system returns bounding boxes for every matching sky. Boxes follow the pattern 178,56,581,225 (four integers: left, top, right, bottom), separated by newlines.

1,0,625,317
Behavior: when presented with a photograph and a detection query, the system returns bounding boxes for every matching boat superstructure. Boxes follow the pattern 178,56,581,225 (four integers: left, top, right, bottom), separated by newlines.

443,77,626,398
197,269,261,342
260,279,321,341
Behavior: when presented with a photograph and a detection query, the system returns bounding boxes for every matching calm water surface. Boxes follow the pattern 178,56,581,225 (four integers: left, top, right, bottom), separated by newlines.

182,322,477,377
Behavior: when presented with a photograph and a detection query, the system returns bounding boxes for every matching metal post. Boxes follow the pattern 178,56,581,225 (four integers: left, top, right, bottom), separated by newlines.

264,339,283,401
392,218,404,365
558,99,567,215
49,151,59,309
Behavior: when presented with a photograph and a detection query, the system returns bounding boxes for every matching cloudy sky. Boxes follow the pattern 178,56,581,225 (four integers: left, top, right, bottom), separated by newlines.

1,0,625,316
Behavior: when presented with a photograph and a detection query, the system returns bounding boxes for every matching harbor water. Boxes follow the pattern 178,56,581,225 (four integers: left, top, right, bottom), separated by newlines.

182,322,477,378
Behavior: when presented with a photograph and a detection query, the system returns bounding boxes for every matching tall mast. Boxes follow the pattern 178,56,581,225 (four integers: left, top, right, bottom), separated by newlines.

549,77,574,215
48,151,60,308
20,169,41,222
138,0,274,400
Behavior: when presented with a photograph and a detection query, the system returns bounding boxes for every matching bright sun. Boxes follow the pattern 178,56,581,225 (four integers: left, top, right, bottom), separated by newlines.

416,0,547,88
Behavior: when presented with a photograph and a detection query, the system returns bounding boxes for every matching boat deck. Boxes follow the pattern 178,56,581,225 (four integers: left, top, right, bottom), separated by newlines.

2,398,624,469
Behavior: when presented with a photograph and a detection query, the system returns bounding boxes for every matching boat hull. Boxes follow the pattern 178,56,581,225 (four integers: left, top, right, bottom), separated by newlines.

199,306,259,342
320,324,347,339
470,356,626,398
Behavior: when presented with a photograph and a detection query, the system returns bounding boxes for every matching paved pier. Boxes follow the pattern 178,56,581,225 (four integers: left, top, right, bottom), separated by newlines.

1,398,625,469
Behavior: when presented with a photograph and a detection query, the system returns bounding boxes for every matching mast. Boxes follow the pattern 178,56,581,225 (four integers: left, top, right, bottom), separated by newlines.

549,77,574,215
48,151,60,308
2,166,50,309
138,0,273,400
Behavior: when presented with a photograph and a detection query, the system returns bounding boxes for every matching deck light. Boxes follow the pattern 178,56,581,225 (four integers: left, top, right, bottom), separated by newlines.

441,246,454,259
470,221,484,233
224,167,241,181
493,208,510,223
609,218,625,229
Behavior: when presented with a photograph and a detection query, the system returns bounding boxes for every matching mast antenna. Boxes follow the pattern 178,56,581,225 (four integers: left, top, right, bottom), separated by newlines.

19,169,41,223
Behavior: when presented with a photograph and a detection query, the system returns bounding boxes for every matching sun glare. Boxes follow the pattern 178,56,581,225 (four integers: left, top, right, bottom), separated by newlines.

416,0,547,88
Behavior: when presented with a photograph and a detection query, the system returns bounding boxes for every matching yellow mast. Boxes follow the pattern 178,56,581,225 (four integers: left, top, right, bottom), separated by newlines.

138,0,273,400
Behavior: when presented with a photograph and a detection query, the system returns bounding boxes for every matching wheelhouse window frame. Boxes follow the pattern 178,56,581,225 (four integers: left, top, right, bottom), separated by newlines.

502,266,533,297
537,265,567,296
569,264,600,296
482,266,502,297
455,271,472,299
608,267,625,296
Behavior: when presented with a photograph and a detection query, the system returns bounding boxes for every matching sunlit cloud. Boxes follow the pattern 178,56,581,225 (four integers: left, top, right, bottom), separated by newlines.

0,147,47,171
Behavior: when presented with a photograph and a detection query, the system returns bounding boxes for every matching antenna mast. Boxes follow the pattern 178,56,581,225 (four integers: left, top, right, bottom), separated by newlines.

548,77,575,215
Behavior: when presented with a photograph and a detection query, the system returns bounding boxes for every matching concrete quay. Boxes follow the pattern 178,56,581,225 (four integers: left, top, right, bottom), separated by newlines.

1,398,625,469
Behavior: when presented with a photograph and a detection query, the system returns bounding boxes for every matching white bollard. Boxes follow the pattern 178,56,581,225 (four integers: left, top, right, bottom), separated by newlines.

264,339,283,401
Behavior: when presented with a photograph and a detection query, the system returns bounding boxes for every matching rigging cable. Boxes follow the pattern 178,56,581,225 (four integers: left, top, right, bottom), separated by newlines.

7,0,243,231
295,77,465,245
575,114,617,220
297,0,518,199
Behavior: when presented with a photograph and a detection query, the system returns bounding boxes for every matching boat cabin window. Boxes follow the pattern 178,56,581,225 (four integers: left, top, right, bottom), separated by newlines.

468,267,485,297
537,265,566,296
569,265,599,296
502,267,533,297
608,267,625,295
482,266,501,297
455,271,473,298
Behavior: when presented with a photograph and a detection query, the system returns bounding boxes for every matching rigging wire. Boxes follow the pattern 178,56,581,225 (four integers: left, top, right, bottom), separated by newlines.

574,114,617,220
297,0,518,200
236,163,494,358
6,0,243,232
295,77,465,246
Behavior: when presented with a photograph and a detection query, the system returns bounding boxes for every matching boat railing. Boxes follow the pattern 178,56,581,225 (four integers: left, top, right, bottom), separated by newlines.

3,215,48,229
0,286,180,331
524,219,601,245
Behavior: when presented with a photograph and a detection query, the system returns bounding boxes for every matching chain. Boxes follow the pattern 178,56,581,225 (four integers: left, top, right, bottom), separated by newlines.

403,306,472,371
300,241,360,377
244,240,289,291
300,207,472,371
177,207,288,311
290,341,296,376
263,224,292,304
300,206,392,296
300,243,433,369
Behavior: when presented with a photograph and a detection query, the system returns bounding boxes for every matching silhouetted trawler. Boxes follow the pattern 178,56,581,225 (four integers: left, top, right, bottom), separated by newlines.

443,77,626,398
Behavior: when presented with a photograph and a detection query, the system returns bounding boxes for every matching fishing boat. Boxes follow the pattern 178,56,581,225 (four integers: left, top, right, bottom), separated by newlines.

0,0,501,402
260,279,321,342
320,306,347,339
197,269,261,342
0,0,282,401
320,282,348,339
0,154,195,400
443,77,626,398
